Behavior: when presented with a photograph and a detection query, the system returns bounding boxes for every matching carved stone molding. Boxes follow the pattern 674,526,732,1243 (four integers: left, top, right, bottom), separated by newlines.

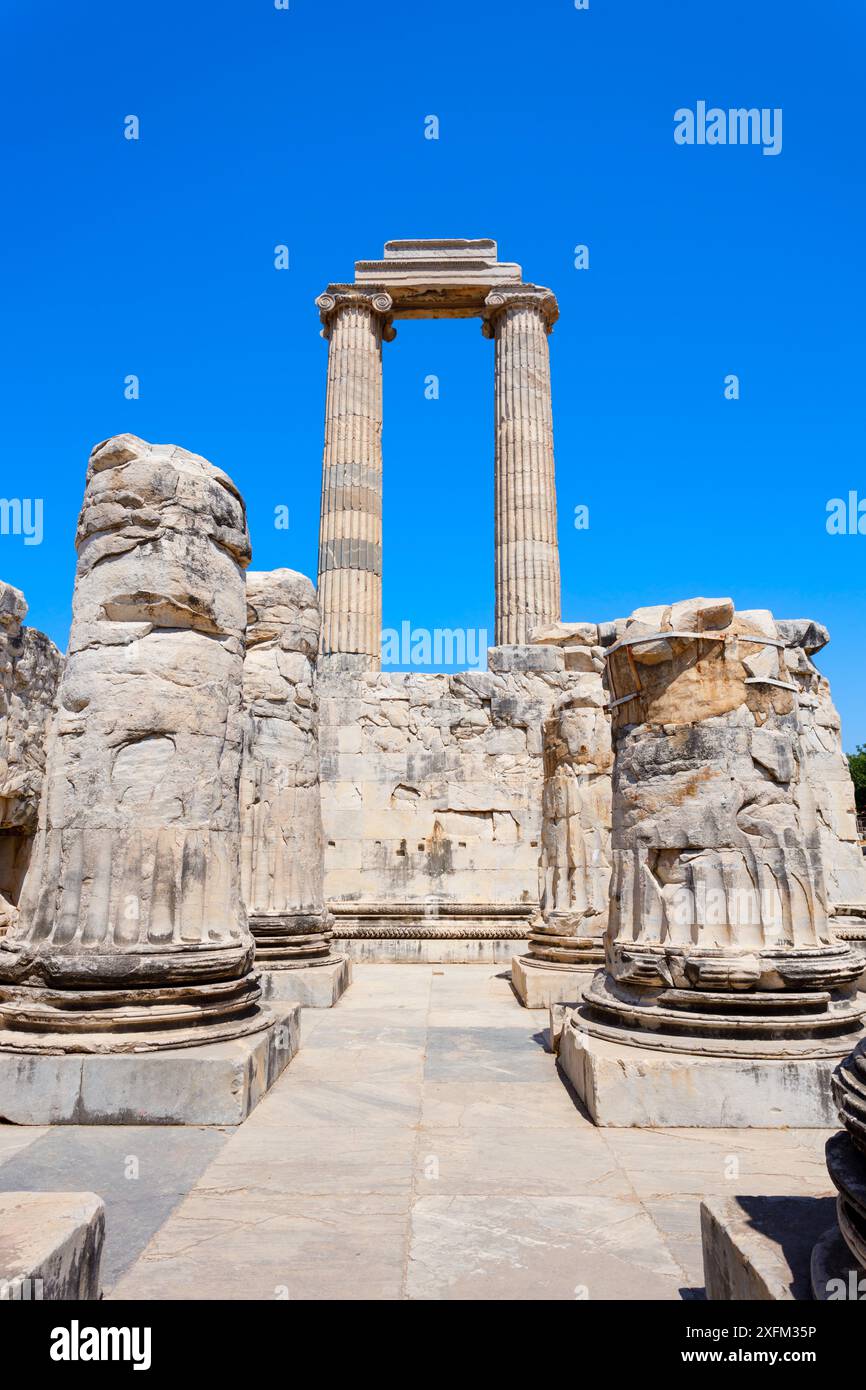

316,288,396,341
481,286,559,338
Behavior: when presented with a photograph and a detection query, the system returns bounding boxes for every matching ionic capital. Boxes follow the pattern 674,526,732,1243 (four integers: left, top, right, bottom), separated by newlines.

481,286,559,338
316,288,397,341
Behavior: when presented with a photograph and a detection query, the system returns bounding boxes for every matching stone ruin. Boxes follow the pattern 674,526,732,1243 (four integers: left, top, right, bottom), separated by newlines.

240,569,349,1006
0,436,298,1124
0,583,62,936
315,241,569,959
511,622,612,1007
0,240,863,1146
556,598,865,1127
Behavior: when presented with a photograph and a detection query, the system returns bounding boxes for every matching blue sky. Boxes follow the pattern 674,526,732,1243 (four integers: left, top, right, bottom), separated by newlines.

1,0,864,744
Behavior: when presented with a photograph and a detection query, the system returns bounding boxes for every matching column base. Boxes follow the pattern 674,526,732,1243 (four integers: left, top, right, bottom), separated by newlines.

511,954,597,1009
258,956,351,1008
0,1003,299,1126
559,1020,847,1127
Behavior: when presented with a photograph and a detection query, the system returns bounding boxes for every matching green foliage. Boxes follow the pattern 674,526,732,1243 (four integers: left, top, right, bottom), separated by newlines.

849,745,866,815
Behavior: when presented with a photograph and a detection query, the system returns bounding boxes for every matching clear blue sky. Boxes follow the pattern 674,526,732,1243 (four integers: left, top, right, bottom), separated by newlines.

1,0,864,745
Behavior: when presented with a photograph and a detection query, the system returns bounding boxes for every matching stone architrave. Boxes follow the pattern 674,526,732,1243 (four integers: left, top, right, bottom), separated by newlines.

240,569,349,1006
512,625,612,1007
559,598,865,1127
0,436,299,1125
483,287,562,647
778,619,866,953
315,288,395,672
0,583,62,935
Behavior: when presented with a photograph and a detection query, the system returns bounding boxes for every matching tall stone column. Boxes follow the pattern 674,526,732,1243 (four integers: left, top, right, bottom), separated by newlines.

483,287,561,647
240,568,349,1006
558,597,865,1127
316,289,395,672
0,435,299,1124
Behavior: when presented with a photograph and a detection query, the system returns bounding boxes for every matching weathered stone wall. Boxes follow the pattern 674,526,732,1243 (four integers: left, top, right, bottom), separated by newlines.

0,582,62,934
319,646,587,943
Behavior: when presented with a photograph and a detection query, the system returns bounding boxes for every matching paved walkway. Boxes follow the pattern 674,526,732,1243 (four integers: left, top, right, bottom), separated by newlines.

0,966,837,1299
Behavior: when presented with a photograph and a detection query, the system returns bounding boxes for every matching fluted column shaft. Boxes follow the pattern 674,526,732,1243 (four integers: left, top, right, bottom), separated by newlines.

316,290,394,670
484,288,561,646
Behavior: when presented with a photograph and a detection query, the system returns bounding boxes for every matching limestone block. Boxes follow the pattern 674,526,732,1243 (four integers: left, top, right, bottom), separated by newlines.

511,955,595,1009
488,645,565,674
560,1025,844,1127
669,596,734,633
258,957,351,1008
530,620,598,648
0,1192,105,1300
777,618,829,656
701,1196,838,1300
0,1003,300,1125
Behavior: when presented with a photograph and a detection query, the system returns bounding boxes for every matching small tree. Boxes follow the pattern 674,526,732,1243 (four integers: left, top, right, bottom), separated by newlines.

849,745,866,815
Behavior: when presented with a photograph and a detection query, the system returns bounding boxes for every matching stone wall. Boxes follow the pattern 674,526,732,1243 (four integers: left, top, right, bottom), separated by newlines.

0,582,62,934
318,645,590,957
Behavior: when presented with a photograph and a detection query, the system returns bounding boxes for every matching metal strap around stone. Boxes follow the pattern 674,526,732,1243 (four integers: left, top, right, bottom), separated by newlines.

744,677,799,692
604,630,728,658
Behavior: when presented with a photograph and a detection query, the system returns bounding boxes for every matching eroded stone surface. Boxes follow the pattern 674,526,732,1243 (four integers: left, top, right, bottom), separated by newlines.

320,658,589,948
0,435,270,1052
512,637,612,1005
0,583,62,935
241,568,346,1000
779,618,866,922
0,1190,104,1299
561,600,865,1125
701,1195,837,1300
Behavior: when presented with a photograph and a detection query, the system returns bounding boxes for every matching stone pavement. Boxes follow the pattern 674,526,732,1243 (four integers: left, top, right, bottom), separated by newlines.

0,966,838,1300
